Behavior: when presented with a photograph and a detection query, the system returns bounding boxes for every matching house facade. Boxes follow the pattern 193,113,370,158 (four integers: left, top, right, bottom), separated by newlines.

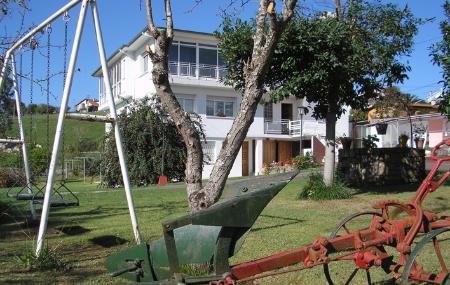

92,29,350,178
75,98,99,113
355,92,446,149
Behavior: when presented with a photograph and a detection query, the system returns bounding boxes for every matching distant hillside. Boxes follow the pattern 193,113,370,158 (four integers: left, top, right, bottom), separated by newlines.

5,113,105,158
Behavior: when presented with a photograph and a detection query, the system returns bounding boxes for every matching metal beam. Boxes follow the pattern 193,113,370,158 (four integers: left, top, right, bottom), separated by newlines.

0,138,23,144
35,0,89,256
0,0,83,92
65,112,114,123
11,54,36,220
91,0,142,244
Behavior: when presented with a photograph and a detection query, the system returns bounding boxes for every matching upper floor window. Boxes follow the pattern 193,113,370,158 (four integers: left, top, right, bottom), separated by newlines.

100,58,123,99
177,96,194,113
264,102,273,122
141,52,149,74
168,41,226,79
206,97,234,117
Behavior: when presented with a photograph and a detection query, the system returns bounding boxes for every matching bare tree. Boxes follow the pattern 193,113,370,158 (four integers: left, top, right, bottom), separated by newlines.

146,0,297,212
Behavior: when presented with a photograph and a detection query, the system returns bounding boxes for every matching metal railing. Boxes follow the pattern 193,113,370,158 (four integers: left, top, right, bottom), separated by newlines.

264,119,326,136
169,61,227,80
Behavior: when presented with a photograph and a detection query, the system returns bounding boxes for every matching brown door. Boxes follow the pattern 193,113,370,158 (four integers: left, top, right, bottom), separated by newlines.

281,104,293,134
281,103,293,120
242,141,249,176
278,141,293,163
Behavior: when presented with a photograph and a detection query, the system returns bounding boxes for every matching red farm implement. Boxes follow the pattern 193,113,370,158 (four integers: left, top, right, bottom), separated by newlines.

106,140,450,284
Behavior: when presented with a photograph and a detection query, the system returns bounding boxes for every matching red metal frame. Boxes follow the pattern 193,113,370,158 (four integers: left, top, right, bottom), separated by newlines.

219,140,450,285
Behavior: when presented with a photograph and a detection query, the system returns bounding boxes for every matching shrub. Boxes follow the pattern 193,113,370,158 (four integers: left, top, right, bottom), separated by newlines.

292,152,316,171
102,98,200,186
30,145,47,176
0,167,26,188
298,173,353,200
15,245,70,272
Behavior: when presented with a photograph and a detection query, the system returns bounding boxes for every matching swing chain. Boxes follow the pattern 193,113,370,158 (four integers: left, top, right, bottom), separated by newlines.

61,13,69,180
29,42,35,144
46,23,52,164
45,23,52,34
63,11,70,22
29,36,38,50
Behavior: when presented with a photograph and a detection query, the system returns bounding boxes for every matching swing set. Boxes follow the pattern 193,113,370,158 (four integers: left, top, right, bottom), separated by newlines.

0,0,142,256
5,12,78,209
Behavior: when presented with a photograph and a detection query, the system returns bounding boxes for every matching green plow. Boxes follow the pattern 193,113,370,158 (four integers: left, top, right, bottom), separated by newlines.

106,172,297,284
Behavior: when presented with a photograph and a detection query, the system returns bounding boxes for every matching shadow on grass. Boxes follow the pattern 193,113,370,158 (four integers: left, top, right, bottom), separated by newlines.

89,235,129,248
56,225,91,236
251,214,305,233
352,183,420,195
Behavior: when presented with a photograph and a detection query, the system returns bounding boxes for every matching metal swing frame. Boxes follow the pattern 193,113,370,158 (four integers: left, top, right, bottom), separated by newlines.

0,0,142,256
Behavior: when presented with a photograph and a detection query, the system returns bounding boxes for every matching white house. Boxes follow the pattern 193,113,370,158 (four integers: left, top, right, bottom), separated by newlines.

75,98,99,113
92,28,350,178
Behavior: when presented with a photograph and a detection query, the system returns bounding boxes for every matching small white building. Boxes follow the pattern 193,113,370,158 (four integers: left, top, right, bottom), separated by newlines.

92,28,350,178
75,98,99,113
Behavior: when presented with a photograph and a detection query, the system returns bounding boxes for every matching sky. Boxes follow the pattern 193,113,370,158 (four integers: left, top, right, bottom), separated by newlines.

1,0,448,109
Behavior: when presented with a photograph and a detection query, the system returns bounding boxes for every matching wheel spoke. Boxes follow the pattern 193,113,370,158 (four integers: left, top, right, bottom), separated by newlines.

344,268,359,285
432,236,447,273
342,224,351,234
366,270,372,285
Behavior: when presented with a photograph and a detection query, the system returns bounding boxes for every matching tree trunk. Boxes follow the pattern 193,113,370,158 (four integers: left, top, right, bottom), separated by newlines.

323,109,337,186
146,0,298,212
151,37,204,206
189,76,264,210
409,114,413,148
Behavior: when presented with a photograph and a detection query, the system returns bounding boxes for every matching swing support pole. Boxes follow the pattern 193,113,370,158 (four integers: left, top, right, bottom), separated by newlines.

35,0,89,256
11,54,36,220
91,0,142,244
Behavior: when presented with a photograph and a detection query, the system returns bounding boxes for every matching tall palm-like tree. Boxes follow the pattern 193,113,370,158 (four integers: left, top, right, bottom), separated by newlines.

399,93,424,147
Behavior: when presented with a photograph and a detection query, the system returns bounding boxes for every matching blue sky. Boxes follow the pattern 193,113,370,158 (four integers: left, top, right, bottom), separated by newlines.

1,0,447,109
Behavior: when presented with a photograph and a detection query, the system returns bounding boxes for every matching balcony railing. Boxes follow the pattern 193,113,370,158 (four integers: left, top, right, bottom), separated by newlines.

169,61,227,80
264,119,326,136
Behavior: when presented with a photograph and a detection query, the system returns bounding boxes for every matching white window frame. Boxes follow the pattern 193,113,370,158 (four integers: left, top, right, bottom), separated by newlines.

141,52,149,74
176,95,195,113
202,141,216,165
206,97,235,118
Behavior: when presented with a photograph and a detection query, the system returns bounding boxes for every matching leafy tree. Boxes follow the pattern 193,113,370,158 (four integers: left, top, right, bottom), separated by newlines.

218,0,420,185
431,1,450,114
145,0,298,211
102,98,194,187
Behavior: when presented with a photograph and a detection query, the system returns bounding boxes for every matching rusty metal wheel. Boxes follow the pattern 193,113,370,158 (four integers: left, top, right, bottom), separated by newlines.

400,227,450,285
323,211,387,285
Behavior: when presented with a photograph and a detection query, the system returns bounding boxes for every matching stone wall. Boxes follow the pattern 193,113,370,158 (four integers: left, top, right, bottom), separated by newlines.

337,148,425,186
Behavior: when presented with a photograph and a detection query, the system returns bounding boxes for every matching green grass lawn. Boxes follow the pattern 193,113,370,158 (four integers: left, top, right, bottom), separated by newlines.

0,176,449,284
5,113,105,153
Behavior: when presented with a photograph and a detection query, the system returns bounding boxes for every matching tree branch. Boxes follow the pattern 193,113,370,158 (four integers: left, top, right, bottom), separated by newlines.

165,0,173,39
145,0,158,37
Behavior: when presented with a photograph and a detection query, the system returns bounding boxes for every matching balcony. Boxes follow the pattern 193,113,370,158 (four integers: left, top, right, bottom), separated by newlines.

169,61,227,80
264,119,326,136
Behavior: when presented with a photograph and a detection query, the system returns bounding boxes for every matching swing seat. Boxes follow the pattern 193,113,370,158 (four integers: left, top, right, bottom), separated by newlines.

16,193,44,200
106,172,298,284
34,199,79,208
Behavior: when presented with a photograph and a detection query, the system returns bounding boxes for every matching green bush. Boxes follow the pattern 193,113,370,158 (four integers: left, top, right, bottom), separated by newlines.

30,145,47,176
0,167,26,188
102,98,200,187
298,173,353,200
15,245,70,272
292,152,316,171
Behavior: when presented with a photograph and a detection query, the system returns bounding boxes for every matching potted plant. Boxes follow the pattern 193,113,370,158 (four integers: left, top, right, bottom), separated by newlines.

339,135,353,151
375,123,388,135
413,122,426,149
399,134,409,148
